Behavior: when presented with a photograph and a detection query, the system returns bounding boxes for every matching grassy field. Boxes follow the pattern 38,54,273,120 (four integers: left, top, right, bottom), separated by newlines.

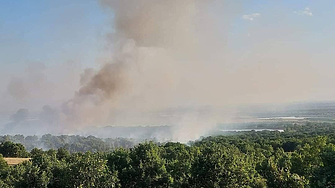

4,158,31,166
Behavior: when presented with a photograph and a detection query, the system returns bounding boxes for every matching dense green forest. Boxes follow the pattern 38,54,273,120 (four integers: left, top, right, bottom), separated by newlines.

0,122,335,187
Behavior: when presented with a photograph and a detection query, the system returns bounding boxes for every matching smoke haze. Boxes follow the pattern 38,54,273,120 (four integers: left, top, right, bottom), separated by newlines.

1,0,333,141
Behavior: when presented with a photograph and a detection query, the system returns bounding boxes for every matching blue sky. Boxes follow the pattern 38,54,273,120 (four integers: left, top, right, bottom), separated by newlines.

234,0,334,51
1,0,334,68
0,0,110,69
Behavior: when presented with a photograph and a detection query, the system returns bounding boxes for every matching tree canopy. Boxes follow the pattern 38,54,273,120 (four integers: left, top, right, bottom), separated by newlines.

0,122,335,187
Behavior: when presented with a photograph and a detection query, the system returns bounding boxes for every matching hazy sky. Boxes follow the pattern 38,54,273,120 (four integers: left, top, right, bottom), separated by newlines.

1,0,335,114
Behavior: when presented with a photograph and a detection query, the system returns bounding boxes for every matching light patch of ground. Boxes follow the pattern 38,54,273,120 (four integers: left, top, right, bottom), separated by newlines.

4,158,31,166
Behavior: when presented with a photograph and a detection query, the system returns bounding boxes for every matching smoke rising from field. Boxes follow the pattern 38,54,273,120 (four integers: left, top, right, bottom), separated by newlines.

58,0,318,140
1,1,324,141
11,109,29,123
61,0,232,136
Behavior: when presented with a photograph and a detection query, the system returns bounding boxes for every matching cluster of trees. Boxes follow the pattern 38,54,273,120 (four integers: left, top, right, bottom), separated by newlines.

0,122,334,187
0,135,136,153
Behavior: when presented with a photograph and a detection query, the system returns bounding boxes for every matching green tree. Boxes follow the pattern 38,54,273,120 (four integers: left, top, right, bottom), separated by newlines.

126,142,172,188
56,147,70,161
191,144,263,188
0,154,9,175
0,141,29,158
257,149,308,188
291,136,327,178
311,144,335,188
161,142,195,187
107,148,131,187
15,161,50,188
66,152,119,188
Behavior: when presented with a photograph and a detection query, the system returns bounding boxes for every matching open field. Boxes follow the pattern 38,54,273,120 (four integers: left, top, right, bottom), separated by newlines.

4,158,31,166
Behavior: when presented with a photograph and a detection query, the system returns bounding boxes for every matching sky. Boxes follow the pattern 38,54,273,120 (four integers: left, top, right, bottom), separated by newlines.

0,0,112,112
3,0,334,67
1,0,335,118
0,1,109,66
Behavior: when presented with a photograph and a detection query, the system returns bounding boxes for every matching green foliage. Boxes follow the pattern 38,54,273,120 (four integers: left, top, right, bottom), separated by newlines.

127,142,172,187
191,144,264,188
0,135,136,153
56,147,70,161
257,149,308,188
291,136,327,179
311,144,335,187
65,152,119,188
107,148,131,187
0,122,335,187
0,154,9,175
15,161,50,188
0,141,30,158
162,142,195,187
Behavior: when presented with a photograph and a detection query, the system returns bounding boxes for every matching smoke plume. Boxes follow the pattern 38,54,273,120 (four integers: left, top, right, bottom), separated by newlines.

11,108,29,123
57,0,318,141
0,0,318,140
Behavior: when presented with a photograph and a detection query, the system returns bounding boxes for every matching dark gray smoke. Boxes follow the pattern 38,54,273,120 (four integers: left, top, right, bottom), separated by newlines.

39,105,60,126
11,108,29,123
7,78,28,101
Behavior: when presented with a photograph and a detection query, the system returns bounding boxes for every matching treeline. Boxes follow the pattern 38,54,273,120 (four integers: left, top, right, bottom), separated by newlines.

0,122,334,187
0,134,136,153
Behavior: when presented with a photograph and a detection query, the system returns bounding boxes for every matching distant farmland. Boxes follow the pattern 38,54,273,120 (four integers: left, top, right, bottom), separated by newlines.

4,158,30,166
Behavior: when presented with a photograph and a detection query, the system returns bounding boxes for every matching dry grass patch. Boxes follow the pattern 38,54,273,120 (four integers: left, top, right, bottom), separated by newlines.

4,158,31,166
